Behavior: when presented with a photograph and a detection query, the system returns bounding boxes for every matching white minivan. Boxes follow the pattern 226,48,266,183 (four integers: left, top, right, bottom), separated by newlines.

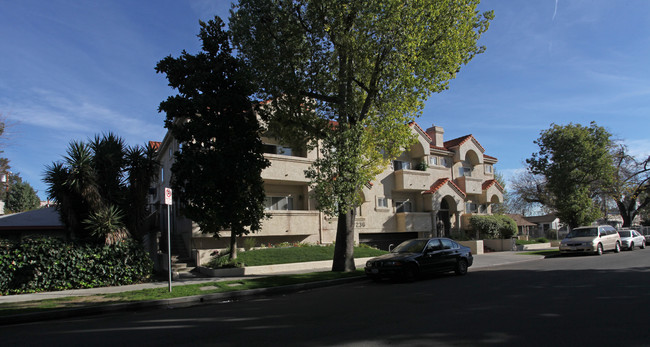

559,225,621,255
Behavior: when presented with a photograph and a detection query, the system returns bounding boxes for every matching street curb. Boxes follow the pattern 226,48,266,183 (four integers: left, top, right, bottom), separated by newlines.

0,275,367,326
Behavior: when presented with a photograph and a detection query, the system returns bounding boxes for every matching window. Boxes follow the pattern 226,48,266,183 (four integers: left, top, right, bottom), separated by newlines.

429,156,438,166
479,204,488,214
459,166,472,177
263,144,294,156
441,157,451,168
393,160,411,171
161,167,165,183
265,196,294,211
485,164,493,173
377,197,388,209
465,202,478,213
395,200,412,213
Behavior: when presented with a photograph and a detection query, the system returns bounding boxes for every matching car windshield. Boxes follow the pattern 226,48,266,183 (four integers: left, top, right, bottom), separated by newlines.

618,231,631,238
392,239,428,254
566,228,598,238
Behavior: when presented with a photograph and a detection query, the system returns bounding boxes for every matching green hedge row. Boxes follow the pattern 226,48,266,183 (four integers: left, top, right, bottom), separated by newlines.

0,238,153,295
469,214,518,239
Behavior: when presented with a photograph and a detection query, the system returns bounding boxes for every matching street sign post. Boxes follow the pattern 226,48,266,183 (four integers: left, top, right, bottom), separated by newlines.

164,188,172,292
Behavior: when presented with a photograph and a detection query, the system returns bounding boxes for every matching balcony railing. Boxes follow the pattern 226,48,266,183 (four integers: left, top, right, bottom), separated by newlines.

396,212,432,233
456,176,483,195
394,170,431,191
262,155,313,183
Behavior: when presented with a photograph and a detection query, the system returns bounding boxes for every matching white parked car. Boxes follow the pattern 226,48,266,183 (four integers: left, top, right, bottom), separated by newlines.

617,229,646,250
559,225,621,255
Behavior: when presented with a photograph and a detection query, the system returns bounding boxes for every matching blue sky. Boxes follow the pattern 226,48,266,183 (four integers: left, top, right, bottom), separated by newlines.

1,1,649,201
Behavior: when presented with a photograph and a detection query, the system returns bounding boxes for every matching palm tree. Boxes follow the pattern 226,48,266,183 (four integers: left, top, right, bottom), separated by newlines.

45,136,158,244
124,143,159,239
83,204,130,245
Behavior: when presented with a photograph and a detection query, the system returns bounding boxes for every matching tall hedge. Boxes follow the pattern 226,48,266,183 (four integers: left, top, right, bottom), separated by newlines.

0,238,153,295
469,215,517,239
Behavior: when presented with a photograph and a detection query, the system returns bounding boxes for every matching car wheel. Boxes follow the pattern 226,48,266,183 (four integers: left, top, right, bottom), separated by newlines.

641,241,646,249
596,243,604,255
455,259,468,276
614,242,621,253
629,242,634,251
402,264,418,282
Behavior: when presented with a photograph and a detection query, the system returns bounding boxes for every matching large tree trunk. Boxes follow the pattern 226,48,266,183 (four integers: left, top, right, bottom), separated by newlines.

616,199,634,228
229,231,238,260
332,209,356,272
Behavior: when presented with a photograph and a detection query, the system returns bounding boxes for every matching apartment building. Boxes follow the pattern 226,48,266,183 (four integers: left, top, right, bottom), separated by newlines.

151,122,503,264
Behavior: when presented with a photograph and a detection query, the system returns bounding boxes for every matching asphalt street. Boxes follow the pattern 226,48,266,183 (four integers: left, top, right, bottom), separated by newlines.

1,249,649,346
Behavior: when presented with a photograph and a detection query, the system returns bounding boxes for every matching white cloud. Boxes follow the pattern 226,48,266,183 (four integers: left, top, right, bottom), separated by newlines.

625,139,650,160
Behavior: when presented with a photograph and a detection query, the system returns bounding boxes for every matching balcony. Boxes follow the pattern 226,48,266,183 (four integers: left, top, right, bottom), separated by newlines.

456,176,483,195
394,170,431,191
258,210,321,236
262,155,313,183
396,212,432,233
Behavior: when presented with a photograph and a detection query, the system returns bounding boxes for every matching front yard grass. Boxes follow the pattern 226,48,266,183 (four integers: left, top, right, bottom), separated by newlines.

225,245,388,267
0,270,366,317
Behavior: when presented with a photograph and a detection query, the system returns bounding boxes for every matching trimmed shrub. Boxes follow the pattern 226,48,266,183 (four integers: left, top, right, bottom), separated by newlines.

0,238,153,295
469,215,517,239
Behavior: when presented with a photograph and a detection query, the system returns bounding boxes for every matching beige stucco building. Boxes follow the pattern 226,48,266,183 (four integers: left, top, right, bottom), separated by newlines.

151,122,503,265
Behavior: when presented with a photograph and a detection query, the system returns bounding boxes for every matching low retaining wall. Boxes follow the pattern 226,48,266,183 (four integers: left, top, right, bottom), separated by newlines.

516,242,552,251
458,240,484,255
198,257,374,277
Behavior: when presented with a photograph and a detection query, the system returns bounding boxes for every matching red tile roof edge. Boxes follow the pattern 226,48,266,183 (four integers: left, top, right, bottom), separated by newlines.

422,177,467,198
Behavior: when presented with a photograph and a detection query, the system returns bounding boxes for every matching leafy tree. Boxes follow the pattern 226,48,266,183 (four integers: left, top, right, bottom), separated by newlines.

231,0,493,271
526,122,614,228
5,178,40,213
156,16,270,260
44,134,158,244
608,145,650,227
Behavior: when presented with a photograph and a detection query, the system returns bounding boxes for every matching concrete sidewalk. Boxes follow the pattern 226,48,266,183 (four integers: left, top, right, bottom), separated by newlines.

0,251,545,305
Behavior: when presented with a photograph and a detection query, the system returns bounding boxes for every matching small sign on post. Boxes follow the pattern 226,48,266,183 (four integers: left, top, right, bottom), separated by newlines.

164,187,173,205
164,187,172,292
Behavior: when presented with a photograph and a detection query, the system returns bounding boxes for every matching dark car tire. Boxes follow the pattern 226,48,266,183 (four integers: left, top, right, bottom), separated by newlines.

596,243,604,256
402,264,418,282
615,242,621,253
629,242,634,251
455,259,468,276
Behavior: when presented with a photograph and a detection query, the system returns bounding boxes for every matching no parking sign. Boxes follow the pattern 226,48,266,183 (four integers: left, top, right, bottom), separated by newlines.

164,187,172,205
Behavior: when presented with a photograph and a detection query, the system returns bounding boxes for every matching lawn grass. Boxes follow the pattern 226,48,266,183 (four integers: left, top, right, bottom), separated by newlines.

228,245,387,267
0,270,366,317
519,249,559,257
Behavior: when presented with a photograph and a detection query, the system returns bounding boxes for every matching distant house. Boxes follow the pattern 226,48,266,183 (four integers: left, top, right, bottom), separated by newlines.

0,207,65,241
506,214,536,237
525,213,562,239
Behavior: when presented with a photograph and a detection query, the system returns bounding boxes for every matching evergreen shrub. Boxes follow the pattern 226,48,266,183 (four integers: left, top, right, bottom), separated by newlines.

0,237,152,295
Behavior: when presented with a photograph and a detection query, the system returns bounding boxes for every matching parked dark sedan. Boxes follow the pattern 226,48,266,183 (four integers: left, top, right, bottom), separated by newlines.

364,238,473,281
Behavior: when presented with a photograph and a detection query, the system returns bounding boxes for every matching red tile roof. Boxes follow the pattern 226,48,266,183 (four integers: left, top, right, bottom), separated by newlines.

422,178,466,198
149,141,162,151
408,121,433,142
482,179,504,192
443,134,486,152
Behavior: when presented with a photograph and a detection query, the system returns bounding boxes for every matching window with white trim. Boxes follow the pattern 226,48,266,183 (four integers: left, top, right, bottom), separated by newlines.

485,164,493,174
377,197,388,209
429,156,438,166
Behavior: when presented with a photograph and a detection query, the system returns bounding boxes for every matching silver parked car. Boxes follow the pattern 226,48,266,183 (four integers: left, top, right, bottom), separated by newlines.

617,229,646,250
559,225,621,255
